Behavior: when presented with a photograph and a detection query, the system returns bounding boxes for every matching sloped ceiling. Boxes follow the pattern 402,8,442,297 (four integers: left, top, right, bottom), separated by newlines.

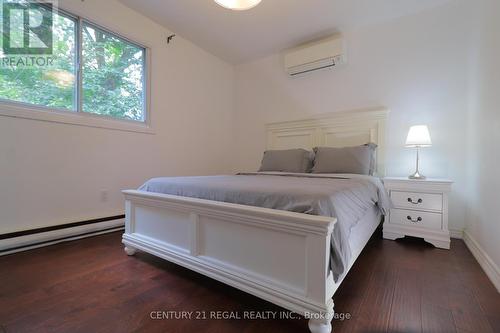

120,0,452,64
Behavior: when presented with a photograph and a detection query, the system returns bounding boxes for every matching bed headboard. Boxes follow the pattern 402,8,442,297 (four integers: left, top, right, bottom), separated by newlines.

266,108,389,176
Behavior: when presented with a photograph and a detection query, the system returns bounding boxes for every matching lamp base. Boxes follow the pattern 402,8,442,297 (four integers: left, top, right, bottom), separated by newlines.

409,171,426,180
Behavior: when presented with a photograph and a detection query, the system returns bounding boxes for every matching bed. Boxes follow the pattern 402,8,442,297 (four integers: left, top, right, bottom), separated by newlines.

122,109,389,333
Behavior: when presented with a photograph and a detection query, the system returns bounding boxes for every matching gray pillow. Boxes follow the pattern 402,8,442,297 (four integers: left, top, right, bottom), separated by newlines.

312,143,377,175
259,149,314,173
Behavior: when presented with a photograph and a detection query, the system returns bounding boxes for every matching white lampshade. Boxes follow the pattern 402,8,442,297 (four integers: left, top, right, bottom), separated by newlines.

214,0,262,10
405,125,432,147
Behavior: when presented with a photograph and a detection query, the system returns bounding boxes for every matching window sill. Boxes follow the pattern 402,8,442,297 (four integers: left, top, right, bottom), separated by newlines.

0,100,154,134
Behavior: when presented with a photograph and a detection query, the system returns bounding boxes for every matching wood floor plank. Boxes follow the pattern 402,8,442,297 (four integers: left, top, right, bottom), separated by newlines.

352,263,397,333
387,266,422,333
447,242,497,333
333,239,382,333
421,303,456,333
448,285,494,333
419,251,458,333
486,315,500,333
1,231,499,333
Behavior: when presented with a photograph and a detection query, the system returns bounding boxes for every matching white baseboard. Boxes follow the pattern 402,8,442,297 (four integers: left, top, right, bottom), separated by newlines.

0,218,124,256
450,228,464,239
463,230,500,293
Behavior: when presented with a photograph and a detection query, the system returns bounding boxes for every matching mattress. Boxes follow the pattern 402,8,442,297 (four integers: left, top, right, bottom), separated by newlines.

139,172,390,281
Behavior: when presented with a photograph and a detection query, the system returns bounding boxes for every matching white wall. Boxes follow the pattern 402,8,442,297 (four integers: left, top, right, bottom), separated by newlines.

0,0,235,233
233,0,476,233
465,0,500,278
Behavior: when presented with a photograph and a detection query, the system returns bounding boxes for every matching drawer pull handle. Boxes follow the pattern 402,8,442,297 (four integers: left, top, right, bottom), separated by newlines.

407,198,423,204
407,215,422,223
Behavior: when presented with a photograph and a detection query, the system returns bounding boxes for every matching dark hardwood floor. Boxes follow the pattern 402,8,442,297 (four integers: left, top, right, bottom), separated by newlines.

1,230,499,333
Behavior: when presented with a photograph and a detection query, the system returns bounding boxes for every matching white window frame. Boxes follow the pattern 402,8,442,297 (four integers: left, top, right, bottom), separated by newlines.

0,6,152,134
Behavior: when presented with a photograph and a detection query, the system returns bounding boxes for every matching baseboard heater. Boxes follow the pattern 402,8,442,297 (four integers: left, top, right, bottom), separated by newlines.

0,215,125,256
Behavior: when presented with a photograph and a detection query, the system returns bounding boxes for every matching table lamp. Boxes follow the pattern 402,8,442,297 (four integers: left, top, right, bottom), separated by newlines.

405,125,432,179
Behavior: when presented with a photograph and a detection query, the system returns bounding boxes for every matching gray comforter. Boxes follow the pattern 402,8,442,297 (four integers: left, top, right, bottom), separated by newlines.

139,172,391,281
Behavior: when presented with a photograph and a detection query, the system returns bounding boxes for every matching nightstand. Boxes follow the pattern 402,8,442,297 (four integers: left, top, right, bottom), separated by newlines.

383,177,453,249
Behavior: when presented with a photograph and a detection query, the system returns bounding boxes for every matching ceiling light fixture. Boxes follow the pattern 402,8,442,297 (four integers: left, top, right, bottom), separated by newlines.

214,0,262,10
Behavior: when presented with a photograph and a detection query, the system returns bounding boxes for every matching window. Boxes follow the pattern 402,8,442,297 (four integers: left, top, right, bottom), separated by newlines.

82,23,145,121
0,7,77,110
0,3,147,124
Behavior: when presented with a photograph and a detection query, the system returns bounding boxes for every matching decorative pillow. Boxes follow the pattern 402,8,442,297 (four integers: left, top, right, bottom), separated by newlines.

312,143,377,175
259,149,314,173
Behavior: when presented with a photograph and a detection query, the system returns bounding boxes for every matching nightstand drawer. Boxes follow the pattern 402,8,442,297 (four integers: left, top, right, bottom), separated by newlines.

390,209,442,230
390,191,443,212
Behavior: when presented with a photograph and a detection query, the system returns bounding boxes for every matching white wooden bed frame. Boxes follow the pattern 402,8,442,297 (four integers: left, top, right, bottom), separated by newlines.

122,109,388,333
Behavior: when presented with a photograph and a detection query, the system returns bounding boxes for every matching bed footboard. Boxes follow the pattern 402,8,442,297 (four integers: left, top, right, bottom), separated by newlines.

122,190,336,333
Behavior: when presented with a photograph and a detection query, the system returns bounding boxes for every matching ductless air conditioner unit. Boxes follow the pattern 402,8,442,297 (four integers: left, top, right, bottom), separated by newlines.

284,35,346,76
